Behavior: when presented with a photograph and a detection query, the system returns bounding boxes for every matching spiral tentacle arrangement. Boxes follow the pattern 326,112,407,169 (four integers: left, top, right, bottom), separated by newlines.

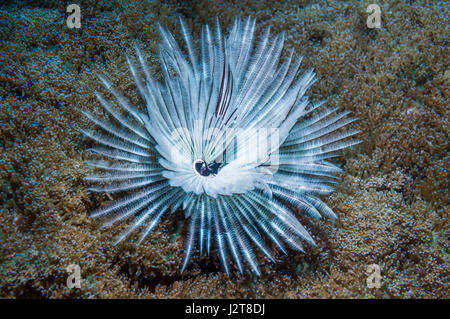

81,17,360,275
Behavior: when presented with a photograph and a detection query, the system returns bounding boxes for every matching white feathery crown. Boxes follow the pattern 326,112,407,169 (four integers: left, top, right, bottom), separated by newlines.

81,17,360,275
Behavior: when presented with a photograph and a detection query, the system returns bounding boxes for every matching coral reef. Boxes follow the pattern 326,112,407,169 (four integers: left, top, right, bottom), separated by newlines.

0,0,448,298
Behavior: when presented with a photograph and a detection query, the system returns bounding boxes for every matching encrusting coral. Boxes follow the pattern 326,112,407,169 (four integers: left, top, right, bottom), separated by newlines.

0,0,448,298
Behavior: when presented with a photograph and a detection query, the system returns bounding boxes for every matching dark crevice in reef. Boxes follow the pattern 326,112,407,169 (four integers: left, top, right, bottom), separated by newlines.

121,263,182,292
116,257,223,293
13,281,46,299
110,209,225,292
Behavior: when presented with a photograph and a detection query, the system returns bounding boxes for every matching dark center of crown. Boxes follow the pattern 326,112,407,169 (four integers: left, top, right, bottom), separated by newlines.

193,159,221,177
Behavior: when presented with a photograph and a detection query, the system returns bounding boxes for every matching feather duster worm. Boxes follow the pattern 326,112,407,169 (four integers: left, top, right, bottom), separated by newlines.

81,17,360,275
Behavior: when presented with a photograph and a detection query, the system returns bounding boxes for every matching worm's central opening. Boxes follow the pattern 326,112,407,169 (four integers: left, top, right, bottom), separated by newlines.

193,159,221,177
